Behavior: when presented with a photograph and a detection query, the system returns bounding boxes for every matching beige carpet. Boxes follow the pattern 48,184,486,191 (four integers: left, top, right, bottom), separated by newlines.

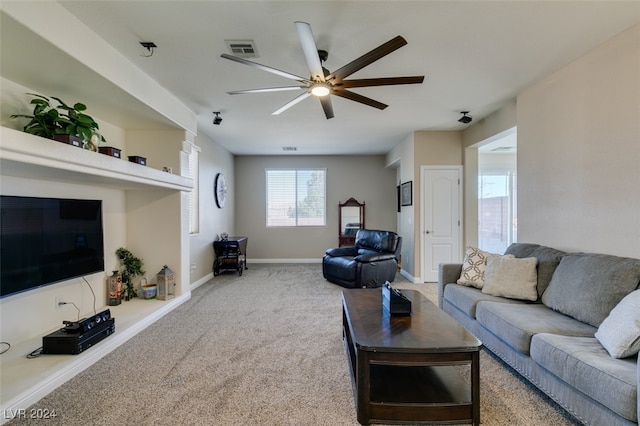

9,264,578,425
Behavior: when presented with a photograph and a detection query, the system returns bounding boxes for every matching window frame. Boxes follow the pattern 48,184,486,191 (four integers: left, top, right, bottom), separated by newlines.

265,168,327,228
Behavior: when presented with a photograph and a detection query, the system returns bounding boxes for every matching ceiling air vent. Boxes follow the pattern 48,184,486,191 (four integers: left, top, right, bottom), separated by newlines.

225,40,258,58
282,147,297,152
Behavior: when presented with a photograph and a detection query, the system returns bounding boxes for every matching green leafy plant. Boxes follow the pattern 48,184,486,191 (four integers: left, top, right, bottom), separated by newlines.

10,93,106,147
115,247,145,301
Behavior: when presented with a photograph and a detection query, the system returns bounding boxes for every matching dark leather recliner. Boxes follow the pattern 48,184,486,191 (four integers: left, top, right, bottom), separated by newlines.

322,229,402,288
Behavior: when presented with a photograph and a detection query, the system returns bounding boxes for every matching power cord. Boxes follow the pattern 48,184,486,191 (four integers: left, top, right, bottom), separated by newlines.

27,347,43,359
82,276,97,315
60,302,81,322
0,342,10,355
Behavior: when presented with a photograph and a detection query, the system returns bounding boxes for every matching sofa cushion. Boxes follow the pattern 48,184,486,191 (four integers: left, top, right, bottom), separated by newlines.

482,256,538,301
530,333,638,422
541,253,640,327
444,284,525,319
457,246,506,289
529,246,566,298
595,290,640,358
504,243,540,258
476,302,596,355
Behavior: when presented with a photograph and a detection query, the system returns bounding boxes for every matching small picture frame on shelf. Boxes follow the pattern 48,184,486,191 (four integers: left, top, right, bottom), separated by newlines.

401,181,412,206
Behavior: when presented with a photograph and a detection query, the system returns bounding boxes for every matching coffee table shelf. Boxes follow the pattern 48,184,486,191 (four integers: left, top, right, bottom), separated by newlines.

342,289,481,425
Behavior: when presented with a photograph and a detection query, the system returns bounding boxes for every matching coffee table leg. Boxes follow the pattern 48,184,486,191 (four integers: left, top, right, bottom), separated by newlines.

472,350,480,426
356,349,370,425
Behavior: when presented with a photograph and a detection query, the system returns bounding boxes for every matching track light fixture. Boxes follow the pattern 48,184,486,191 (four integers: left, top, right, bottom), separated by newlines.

213,112,222,125
458,111,472,124
139,41,157,57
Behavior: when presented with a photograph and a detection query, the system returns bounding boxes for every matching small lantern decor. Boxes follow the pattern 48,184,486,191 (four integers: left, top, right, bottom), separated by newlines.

107,270,122,306
156,265,176,300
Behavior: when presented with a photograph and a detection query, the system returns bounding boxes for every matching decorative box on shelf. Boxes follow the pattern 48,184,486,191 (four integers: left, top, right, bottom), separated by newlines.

98,146,122,158
128,155,146,166
53,134,83,148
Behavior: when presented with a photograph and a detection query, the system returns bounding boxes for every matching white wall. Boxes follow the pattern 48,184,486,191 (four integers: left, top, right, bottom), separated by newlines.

517,24,640,257
189,132,235,283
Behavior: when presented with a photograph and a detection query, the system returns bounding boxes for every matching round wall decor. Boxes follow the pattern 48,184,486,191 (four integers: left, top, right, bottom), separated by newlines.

214,173,227,208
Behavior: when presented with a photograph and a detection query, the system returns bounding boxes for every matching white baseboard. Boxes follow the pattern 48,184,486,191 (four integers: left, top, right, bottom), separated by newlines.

400,268,423,283
189,272,213,291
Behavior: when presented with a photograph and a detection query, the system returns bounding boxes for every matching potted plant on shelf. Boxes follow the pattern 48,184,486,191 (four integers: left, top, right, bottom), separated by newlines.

115,247,145,301
9,93,106,150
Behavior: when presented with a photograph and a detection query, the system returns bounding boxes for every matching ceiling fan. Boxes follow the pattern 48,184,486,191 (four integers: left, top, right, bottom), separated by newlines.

220,21,425,119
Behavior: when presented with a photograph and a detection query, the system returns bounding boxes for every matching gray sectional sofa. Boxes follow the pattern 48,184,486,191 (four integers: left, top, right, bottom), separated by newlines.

438,243,640,425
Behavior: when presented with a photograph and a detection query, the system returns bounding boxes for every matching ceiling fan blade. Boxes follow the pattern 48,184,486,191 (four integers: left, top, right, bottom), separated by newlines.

337,76,424,89
329,36,408,82
221,53,310,83
227,86,308,95
295,21,326,82
319,96,334,119
332,89,388,110
273,91,312,115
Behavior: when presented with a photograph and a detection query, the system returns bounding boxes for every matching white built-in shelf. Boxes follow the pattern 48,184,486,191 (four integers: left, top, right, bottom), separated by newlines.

0,294,190,423
0,127,193,192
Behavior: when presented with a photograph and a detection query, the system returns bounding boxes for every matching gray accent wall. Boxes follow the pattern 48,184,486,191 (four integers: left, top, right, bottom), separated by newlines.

517,24,639,258
234,155,397,261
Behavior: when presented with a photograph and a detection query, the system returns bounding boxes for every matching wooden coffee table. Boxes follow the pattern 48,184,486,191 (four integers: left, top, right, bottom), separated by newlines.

342,289,482,425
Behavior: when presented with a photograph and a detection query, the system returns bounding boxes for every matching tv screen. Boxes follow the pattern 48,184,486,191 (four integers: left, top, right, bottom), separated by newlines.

0,195,105,298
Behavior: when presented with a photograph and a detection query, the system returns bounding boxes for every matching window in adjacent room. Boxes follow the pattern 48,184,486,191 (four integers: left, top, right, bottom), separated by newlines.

266,169,326,227
478,129,517,253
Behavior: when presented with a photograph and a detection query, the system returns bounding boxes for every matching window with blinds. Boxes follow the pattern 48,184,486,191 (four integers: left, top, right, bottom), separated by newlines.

266,169,326,227
186,143,200,234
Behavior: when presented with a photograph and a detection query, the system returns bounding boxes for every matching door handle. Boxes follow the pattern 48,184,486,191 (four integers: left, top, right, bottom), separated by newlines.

425,230,431,234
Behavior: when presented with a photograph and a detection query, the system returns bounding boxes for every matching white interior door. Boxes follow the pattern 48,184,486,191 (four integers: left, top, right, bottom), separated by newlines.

421,166,462,282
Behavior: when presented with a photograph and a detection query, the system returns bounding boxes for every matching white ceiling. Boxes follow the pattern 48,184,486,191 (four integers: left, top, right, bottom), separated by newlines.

15,1,640,155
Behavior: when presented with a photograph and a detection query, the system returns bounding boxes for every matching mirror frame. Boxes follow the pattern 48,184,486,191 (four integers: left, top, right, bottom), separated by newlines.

338,197,365,246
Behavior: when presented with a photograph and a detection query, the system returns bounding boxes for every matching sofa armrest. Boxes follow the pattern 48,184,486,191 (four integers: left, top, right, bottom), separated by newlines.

355,252,397,263
325,247,357,257
438,263,462,308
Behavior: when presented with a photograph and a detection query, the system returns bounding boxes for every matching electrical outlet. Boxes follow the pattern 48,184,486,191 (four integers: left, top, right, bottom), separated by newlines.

190,263,196,274
55,296,65,309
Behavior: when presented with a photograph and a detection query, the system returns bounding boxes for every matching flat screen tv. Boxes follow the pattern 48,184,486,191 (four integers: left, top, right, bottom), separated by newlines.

0,195,105,298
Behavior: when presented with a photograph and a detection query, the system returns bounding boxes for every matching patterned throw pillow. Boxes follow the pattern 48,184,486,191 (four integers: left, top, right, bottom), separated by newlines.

457,246,506,289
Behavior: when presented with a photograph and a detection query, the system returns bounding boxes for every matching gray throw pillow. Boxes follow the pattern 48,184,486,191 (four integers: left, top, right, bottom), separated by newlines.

541,253,640,327
482,256,538,301
595,290,640,358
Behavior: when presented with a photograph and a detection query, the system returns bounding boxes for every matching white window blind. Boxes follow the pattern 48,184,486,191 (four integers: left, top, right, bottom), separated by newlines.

184,142,200,234
266,169,326,227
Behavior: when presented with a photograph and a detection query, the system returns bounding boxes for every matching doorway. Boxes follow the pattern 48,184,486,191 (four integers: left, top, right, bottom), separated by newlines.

421,166,462,282
478,129,517,253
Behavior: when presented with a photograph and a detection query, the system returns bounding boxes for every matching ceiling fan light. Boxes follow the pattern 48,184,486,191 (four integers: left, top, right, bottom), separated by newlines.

311,83,331,97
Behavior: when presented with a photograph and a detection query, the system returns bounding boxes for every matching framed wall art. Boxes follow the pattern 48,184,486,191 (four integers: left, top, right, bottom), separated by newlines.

401,181,413,206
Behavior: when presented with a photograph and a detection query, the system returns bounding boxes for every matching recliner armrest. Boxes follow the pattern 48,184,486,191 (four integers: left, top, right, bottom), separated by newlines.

325,247,357,257
355,252,397,263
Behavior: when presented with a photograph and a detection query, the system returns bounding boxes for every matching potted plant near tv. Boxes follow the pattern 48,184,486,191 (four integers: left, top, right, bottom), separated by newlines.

115,247,145,301
9,93,106,151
